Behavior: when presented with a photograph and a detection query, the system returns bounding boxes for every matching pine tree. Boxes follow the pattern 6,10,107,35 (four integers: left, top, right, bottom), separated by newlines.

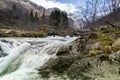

49,9,68,28
30,9,34,21
12,4,17,11
34,12,39,21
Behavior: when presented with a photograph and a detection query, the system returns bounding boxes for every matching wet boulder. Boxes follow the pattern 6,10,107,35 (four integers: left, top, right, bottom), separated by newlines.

56,38,83,56
56,44,72,56
67,57,101,79
67,55,120,80
37,55,82,74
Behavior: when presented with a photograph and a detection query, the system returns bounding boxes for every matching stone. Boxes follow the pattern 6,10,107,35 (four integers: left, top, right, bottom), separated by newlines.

56,45,71,56
109,50,120,62
57,38,81,56
112,38,120,47
37,55,82,74
105,46,112,54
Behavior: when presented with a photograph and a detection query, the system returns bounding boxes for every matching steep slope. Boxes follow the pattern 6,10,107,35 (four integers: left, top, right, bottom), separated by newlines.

0,0,50,31
0,0,50,17
0,0,80,37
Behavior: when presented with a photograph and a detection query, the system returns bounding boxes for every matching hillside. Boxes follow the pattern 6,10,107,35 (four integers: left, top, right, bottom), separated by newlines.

0,0,50,31
0,0,79,37
84,8,120,30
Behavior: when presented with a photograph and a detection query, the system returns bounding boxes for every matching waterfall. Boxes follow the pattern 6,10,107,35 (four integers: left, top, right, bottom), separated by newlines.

0,37,77,80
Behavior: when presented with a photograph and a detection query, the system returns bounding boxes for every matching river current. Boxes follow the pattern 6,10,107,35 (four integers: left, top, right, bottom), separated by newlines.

0,36,77,80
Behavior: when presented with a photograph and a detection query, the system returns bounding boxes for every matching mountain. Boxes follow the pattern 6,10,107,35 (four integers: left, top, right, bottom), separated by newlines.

0,0,50,16
68,13,83,29
0,0,50,31
0,0,82,37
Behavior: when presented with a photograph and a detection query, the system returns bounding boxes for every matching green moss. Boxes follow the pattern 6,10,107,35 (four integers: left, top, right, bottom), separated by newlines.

39,24,48,33
113,46,120,52
88,49,97,55
102,40,113,48
112,29,120,37
90,31,113,44
0,25,11,29
100,26,111,33
21,31,46,37
88,32,98,39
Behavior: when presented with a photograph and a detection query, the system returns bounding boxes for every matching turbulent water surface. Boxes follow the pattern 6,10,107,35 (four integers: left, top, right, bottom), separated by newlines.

0,36,77,80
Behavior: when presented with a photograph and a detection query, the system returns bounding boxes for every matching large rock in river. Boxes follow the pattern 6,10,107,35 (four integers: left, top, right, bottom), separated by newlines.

57,38,87,56
38,55,82,74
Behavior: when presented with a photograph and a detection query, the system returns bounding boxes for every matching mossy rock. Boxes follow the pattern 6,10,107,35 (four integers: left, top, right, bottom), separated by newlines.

88,32,98,39
56,45,72,56
113,46,120,52
21,31,47,37
38,55,82,74
88,50,98,55
100,26,111,33
67,57,101,79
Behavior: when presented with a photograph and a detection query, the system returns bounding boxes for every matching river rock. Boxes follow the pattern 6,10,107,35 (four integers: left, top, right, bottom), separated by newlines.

67,57,101,79
109,50,120,62
56,44,71,56
57,38,84,56
88,42,102,50
38,55,82,74
0,52,7,57
0,47,7,57
112,38,120,47
67,56,120,79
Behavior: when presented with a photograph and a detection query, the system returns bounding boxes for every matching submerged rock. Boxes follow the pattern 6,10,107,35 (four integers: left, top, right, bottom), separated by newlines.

0,47,7,57
0,52,7,57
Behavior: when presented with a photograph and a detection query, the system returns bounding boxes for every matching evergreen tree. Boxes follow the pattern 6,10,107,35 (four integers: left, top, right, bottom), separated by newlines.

41,13,45,23
34,12,39,21
30,9,34,21
12,4,17,11
49,9,68,28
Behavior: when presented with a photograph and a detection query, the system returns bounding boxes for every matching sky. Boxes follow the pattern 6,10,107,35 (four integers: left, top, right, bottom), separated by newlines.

29,0,86,14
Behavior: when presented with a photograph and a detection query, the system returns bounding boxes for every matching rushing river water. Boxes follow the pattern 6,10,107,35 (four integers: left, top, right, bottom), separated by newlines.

0,36,77,80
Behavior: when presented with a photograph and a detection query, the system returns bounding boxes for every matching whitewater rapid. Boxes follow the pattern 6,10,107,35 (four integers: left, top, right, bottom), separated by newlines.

0,36,77,80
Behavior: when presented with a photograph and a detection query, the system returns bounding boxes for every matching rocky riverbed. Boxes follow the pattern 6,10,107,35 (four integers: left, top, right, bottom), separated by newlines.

37,29,120,80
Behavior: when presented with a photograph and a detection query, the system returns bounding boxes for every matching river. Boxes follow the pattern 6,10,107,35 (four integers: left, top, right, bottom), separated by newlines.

0,36,77,80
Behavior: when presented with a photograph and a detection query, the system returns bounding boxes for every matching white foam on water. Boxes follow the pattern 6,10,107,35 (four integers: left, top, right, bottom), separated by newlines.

0,37,77,80
0,43,30,74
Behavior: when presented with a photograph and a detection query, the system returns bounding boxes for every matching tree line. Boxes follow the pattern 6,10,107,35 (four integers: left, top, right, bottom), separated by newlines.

49,9,68,29
12,4,68,29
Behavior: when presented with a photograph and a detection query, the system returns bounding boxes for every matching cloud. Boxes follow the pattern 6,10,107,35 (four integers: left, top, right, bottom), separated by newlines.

29,0,78,13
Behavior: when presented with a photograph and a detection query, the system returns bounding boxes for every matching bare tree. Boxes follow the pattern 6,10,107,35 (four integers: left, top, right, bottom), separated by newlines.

79,0,100,28
106,0,120,12
111,0,120,12
79,0,120,29
79,1,90,26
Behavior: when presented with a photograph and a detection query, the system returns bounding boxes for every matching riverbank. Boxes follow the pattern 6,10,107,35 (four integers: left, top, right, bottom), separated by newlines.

37,28,120,80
